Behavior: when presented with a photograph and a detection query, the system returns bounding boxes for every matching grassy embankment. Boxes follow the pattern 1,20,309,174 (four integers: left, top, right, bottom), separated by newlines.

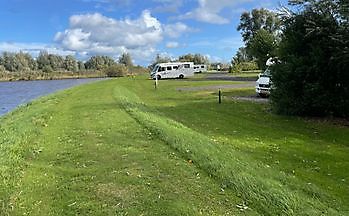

0,75,348,215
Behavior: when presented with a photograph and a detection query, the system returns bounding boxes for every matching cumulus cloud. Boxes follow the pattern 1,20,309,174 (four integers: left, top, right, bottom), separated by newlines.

179,0,252,24
0,42,76,57
166,41,180,48
164,22,194,38
54,10,163,62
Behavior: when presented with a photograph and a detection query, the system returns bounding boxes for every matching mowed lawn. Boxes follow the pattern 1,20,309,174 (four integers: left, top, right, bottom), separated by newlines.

0,76,348,215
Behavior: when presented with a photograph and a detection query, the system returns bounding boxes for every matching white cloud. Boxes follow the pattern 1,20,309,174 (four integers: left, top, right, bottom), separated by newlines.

54,10,163,63
152,0,183,13
204,54,223,63
191,36,243,51
81,0,132,11
164,22,195,38
166,41,180,48
0,42,76,57
179,0,252,24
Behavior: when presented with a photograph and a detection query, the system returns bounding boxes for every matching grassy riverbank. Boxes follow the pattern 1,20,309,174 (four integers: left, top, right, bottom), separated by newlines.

0,71,107,82
1,76,348,215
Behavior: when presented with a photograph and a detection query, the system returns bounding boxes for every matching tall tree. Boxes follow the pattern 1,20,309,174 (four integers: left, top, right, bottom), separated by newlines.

149,54,171,70
37,51,50,70
237,8,281,43
237,8,281,69
2,52,18,72
232,47,252,64
85,56,116,70
64,55,78,72
248,29,278,69
118,52,133,67
178,53,209,65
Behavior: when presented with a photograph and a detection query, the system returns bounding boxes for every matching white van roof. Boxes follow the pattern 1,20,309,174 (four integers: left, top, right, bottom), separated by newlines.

157,62,193,67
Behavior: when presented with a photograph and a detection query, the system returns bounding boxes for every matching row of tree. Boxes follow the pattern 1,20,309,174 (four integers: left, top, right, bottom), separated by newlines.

0,51,134,74
149,53,209,70
235,0,348,117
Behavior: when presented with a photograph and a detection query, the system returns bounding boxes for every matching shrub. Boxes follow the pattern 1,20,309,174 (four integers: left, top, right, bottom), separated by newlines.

230,61,259,73
104,64,128,77
271,3,349,118
42,65,53,73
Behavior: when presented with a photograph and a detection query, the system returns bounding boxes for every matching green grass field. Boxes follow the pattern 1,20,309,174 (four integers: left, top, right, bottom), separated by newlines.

1,75,348,215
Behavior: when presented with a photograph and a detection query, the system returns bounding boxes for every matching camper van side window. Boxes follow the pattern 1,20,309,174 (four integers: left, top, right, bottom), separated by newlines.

160,67,166,72
167,66,172,71
201,66,205,68
173,66,178,70
184,64,190,68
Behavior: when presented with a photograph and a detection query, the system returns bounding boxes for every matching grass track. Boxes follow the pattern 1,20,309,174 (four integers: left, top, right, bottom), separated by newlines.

1,76,348,215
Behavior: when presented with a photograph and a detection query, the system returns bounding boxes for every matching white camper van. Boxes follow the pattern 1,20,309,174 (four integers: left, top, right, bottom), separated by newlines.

150,62,194,79
193,65,207,73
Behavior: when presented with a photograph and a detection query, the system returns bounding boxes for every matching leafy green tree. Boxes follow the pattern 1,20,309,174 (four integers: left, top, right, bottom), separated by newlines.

85,56,116,70
248,29,278,69
48,54,64,71
271,0,349,117
103,64,128,77
64,55,78,72
231,47,258,72
2,52,17,72
15,52,37,71
148,54,171,70
237,8,281,69
237,8,281,43
37,51,50,70
178,53,209,65
0,65,6,73
78,61,86,71
118,52,133,67
232,47,252,64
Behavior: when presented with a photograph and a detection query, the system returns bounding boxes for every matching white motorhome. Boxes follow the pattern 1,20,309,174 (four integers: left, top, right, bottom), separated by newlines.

193,64,207,73
150,62,194,79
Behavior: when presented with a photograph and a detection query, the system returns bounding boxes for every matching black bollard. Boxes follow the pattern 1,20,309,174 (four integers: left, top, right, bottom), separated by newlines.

219,89,222,104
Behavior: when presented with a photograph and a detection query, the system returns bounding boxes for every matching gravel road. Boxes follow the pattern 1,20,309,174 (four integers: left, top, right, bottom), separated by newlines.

176,82,255,91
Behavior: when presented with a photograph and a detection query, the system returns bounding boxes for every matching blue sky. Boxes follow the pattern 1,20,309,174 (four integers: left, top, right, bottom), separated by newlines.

0,0,287,65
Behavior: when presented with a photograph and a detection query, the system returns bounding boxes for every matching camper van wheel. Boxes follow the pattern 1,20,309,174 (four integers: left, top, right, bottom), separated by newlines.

157,75,161,80
179,74,184,79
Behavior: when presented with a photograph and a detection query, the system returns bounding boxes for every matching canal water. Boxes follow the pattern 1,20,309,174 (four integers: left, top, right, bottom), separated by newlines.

0,78,104,116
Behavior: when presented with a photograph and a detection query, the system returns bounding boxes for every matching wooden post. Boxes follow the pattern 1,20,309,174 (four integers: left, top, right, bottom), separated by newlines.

219,89,222,104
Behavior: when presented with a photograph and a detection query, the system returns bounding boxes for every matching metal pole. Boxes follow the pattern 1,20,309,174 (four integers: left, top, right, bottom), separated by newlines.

219,89,222,104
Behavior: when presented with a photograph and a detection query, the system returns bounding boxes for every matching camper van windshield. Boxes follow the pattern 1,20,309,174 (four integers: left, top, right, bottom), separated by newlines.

261,69,271,77
152,65,159,73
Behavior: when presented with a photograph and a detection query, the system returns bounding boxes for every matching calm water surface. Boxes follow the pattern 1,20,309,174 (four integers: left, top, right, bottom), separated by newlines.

0,78,104,116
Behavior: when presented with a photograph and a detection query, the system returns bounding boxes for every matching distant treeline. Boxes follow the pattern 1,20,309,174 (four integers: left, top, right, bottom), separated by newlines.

0,51,148,81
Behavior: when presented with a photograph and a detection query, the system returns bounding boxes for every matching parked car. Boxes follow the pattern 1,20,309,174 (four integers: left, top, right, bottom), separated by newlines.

256,68,272,97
